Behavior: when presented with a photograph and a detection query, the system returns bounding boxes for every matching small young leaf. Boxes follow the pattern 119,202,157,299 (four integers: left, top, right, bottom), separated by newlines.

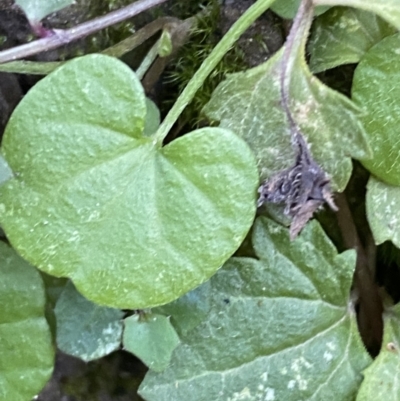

0,54,258,309
54,281,124,362
271,0,330,19
204,49,371,191
315,0,400,30
356,304,400,400
366,176,400,247
158,30,173,58
16,0,74,24
123,314,180,372
309,7,396,73
0,242,54,401
352,33,400,185
139,217,371,401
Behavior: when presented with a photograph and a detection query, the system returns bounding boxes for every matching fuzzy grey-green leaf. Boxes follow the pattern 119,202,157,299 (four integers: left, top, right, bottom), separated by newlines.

139,217,371,401
0,242,54,401
309,7,396,73
356,304,400,400
315,0,400,30
55,281,123,362
204,49,370,191
366,176,400,247
352,33,400,185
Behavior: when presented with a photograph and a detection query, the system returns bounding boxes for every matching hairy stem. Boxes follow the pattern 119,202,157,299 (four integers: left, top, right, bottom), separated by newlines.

0,16,180,75
279,0,313,149
336,192,383,354
0,0,168,64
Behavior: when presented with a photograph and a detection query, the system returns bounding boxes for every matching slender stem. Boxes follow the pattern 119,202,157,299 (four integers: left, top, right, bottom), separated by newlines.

0,16,180,75
102,17,178,58
154,0,276,144
280,0,313,148
0,0,168,64
335,192,383,354
136,38,161,80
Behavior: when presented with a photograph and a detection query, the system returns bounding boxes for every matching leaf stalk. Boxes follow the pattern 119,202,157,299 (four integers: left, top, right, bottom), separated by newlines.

154,0,276,144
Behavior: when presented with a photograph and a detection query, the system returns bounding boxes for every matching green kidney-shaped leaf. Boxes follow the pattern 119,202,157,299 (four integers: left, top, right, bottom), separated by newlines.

204,47,370,191
139,217,371,401
16,0,74,23
309,7,396,73
356,303,400,400
55,281,123,362
352,33,400,185
0,54,258,309
0,242,54,401
315,0,400,30
124,314,180,372
271,0,330,19
366,176,400,247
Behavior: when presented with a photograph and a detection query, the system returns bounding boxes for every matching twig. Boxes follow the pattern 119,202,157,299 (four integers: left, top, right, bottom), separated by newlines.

0,0,169,64
336,192,383,354
0,16,179,75
141,16,194,92
102,17,178,58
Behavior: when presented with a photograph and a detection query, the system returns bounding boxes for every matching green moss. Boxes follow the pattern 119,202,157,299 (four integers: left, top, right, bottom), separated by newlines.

161,0,247,133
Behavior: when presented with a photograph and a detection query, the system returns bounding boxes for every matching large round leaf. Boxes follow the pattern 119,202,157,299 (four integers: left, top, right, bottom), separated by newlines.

0,242,54,401
352,33,400,185
0,54,258,309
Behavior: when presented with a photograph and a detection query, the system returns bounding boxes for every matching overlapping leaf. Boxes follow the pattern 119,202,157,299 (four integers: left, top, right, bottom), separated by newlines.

123,314,180,372
204,30,370,191
0,242,54,401
352,33,400,185
0,155,13,187
139,217,371,401
366,177,400,247
271,0,330,19
314,0,400,30
356,304,400,400
154,282,211,336
309,7,396,73
55,281,124,362
0,54,258,309
16,0,74,23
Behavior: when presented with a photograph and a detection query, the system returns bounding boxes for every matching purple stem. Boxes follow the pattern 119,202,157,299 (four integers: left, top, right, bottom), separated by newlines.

0,0,169,64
